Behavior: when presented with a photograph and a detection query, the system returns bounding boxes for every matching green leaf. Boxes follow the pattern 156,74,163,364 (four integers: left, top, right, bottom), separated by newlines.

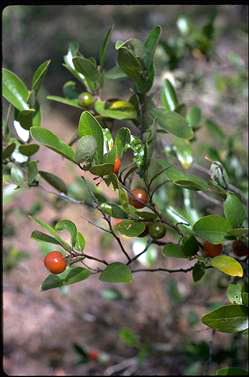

119,186,129,210
119,327,139,348
201,304,248,333
160,79,178,112
77,111,104,164
89,163,113,177
182,235,199,256
99,203,128,219
39,170,67,193
63,81,79,99
187,106,202,128
117,47,146,93
143,25,162,68
162,243,188,258
47,95,82,109
2,67,29,111
3,143,16,160
193,215,232,244
75,231,85,252
227,283,243,304
41,274,64,291
73,56,98,82
151,108,193,139
30,127,76,162
116,220,145,237
55,219,77,247
211,256,243,277
100,262,133,283
205,119,225,145
115,128,131,158
172,136,193,169
32,59,51,92
28,160,38,185
192,262,205,282
31,230,61,245
10,165,24,186
99,25,114,69
64,267,91,285
95,100,137,120
75,135,97,163
19,144,39,156
227,228,249,237
224,193,246,228
216,367,248,375
104,65,128,80
16,109,36,130
242,292,248,307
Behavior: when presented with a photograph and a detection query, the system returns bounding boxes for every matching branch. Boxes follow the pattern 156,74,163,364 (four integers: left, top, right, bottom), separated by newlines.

127,239,153,265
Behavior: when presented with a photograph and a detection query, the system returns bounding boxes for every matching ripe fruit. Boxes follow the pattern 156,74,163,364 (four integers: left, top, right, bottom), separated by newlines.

88,350,99,361
113,157,121,175
149,222,166,239
78,92,94,107
203,241,223,257
44,251,67,274
128,188,148,209
232,240,249,257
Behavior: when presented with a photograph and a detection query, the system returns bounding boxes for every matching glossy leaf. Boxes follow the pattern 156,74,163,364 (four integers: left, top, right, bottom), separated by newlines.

17,109,36,130
30,127,76,162
41,274,64,291
100,203,128,219
215,367,248,376
75,231,85,252
75,135,97,163
187,106,202,128
64,267,91,285
78,111,103,164
2,67,29,111
172,137,193,169
227,283,242,305
73,56,98,83
47,95,82,109
116,220,145,237
224,193,246,228
211,255,243,277
201,304,248,333
143,25,162,68
182,235,199,256
162,243,188,258
39,170,67,193
192,262,205,282
117,47,145,93
151,108,193,139
161,79,178,112
95,100,137,120
55,219,77,247
3,143,16,160
193,215,232,244
115,128,131,157
89,163,113,177
31,230,61,245
100,262,133,283
32,59,51,92
19,144,39,156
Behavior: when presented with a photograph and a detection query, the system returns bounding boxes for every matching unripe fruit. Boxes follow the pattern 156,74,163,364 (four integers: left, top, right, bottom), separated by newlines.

75,135,97,163
232,240,249,257
44,251,67,274
203,241,223,257
149,222,166,239
78,92,94,107
128,188,148,209
113,157,121,175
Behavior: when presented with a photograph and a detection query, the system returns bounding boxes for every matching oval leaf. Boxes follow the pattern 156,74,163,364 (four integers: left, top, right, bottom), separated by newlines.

227,283,242,304
211,255,243,277
10,165,24,186
64,267,91,285
3,143,16,160
31,230,61,245
19,144,39,156
201,304,248,333
32,59,51,92
2,67,29,111
224,193,246,228
162,243,188,258
39,170,67,193
75,135,97,163
186,106,202,128
161,78,178,112
95,100,137,120
41,274,64,291
193,215,232,244
30,127,75,162
47,95,82,109
100,262,133,283
116,220,145,237
75,231,85,252
172,137,193,169
89,163,113,177
55,219,77,247
151,108,193,139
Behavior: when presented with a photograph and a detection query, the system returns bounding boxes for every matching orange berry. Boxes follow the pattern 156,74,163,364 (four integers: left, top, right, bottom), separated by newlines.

44,251,67,274
113,157,121,175
128,188,148,209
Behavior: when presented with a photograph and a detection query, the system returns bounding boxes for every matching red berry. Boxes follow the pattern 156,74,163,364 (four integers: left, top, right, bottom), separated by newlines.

113,157,121,175
232,240,249,257
44,251,67,274
128,188,148,209
88,351,99,361
203,241,223,257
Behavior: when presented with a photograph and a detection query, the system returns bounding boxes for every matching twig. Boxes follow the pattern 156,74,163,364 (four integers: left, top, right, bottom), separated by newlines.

103,357,137,376
127,239,153,265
